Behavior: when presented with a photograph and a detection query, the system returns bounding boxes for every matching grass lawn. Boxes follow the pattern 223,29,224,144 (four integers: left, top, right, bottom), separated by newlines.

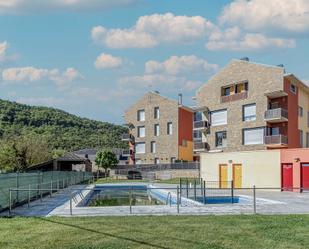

95,177,181,184
1,215,309,249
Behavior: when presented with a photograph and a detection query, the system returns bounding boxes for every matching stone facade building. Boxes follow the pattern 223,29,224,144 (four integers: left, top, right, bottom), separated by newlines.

123,92,194,164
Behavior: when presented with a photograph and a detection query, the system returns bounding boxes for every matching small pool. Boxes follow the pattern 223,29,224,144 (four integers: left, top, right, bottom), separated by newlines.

195,196,240,204
84,185,165,207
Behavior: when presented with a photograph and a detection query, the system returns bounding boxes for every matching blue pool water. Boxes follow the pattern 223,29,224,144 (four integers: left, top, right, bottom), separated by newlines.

195,196,240,204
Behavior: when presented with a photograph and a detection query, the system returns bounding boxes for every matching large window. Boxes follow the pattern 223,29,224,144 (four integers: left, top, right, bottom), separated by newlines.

135,142,145,154
243,104,256,121
290,84,297,94
300,130,304,147
167,122,173,135
137,126,145,138
154,124,160,136
210,109,227,126
299,106,303,117
306,132,309,148
137,109,145,121
154,107,160,119
215,131,227,148
193,130,202,141
194,111,202,122
151,141,156,153
243,128,264,145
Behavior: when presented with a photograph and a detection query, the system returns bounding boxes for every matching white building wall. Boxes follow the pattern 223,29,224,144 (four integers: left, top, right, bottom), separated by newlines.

200,150,281,188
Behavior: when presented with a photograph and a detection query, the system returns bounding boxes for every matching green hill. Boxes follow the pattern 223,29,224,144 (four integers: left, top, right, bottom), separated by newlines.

0,99,128,152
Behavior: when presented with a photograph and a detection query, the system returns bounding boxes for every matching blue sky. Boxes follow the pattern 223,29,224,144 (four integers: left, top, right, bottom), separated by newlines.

0,0,308,124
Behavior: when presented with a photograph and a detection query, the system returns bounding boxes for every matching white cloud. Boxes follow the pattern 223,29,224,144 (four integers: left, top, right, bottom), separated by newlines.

94,53,123,69
0,41,16,63
2,66,83,88
145,55,219,75
219,0,309,34
0,0,139,14
206,27,296,51
91,13,214,48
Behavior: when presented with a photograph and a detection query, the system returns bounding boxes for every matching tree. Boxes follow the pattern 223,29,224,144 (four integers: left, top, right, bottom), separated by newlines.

95,150,118,178
0,134,53,172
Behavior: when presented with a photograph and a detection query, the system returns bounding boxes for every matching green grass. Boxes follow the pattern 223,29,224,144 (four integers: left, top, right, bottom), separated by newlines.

95,178,181,184
1,215,309,249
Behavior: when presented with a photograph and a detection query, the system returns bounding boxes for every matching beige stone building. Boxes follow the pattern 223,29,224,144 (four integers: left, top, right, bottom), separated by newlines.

122,92,194,165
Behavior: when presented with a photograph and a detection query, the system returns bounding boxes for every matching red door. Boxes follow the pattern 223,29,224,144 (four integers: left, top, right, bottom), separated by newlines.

301,163,309,191
282,163,293,191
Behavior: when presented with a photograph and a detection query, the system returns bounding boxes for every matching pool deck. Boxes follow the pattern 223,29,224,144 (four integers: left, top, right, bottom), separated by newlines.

2,183,309,216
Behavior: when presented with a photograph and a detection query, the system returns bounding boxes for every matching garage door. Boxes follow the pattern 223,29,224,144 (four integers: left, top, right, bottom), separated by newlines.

282,163,293,191
301,163,309,191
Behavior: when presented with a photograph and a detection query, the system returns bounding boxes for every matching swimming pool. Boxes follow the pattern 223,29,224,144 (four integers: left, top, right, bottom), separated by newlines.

83,185,171,207
195,196,240,204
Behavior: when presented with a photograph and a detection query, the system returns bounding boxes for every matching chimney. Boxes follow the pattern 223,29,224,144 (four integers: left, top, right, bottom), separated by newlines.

178,93,183,106
240,57,249,62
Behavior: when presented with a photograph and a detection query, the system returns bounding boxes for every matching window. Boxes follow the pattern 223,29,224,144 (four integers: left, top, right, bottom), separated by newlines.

151,141,156,153
306,132,309,148
210,109,227,126
167,122,173,135
171,157,176,163
194,111,202,122
223,87,230,96
300,130,304,147
154,124,160,136
154,107,160,119
155,158,160,164
193,130,202,141
243,128,264,145
215,131,227,148
243,104,256,121
137,126,145,138
290,84,297,94
135,142,145,154
137,109,145,121
299,106,303,117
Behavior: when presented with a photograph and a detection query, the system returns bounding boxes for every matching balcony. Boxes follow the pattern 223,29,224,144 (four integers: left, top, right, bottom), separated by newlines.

265,135,288,148
193,120,210,131
122,149,132,157
193,142,209,152
121,134,135,142
264,108,288,123
221,91,248,103
265,90,288,99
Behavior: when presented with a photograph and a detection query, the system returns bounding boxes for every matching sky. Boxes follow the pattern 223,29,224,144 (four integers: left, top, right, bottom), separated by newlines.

0,0,309,124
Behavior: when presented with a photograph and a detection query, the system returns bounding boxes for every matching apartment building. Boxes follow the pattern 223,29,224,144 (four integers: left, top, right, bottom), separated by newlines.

196,58,309,190
122,91,194,165
194,58,309,153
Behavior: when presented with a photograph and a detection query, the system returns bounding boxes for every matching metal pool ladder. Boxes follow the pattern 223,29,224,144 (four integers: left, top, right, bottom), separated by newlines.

166,192,172,206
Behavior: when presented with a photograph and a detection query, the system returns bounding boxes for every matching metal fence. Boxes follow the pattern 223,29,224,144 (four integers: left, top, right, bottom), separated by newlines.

0,171,93,211
115,162,199,175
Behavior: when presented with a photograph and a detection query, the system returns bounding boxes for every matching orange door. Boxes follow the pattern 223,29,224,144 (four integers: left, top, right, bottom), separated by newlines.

233,164,242,188
219,164,228,188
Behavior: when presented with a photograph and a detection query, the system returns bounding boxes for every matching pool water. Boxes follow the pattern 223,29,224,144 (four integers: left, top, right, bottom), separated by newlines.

86,186,164,207
195,196,240,204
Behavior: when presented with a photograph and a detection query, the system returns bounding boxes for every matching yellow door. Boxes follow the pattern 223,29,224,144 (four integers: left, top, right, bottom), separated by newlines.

219,164,228,188
233,164,242,188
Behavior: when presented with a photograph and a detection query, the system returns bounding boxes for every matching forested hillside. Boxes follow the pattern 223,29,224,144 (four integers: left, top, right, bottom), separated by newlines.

0,99,127,152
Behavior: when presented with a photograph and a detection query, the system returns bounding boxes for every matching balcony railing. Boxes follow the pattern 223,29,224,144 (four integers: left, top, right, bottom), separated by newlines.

193,120,210,130
265,135,288,147
264,108,288,122
121,134,134,142
193,142,209,152
122,149,132,157
221,91,248,103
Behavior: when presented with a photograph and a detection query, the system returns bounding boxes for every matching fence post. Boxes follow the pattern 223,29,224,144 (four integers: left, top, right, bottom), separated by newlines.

186,178,189,198
253,185,256,214
194,179,197,201
231,180,234,204
200,178,203,196
16,172,19,203
177,186,180,214
28,184,31,208
203,180,206,204
129,187,133,214
70,192,73,216
50,181,53,197
9,188,12,215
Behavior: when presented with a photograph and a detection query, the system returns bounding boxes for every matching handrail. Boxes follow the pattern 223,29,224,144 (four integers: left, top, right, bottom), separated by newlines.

166,192,172,206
